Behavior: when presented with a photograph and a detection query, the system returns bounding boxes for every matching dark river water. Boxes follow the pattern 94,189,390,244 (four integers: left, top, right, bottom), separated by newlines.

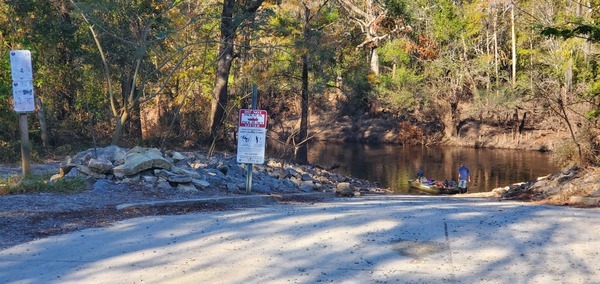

270,142,560,194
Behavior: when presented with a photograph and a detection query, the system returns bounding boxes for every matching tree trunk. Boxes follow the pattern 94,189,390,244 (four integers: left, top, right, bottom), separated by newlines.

370,47,379,75
296,4,311,165
35,97,49,148
111,111,128,146
511,3,517,86
296,54,310,164
209,0,265,143
493,5,499,91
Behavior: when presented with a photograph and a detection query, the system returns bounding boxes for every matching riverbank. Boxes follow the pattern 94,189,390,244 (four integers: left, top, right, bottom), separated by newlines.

1,145,598,252
283,112,566,151
488,166,600,207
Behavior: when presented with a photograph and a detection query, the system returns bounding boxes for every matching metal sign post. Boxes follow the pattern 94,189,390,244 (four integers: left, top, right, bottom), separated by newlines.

237,84,267,194
10,50,35,179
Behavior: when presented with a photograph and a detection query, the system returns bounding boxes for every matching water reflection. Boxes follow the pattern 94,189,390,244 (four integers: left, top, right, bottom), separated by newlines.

269,142,559,194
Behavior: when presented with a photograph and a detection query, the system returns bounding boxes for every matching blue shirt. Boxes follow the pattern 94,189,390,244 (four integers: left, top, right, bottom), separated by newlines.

458,166,470,181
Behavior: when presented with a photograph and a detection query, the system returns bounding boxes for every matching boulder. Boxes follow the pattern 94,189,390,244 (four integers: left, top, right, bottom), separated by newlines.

76,165,106,179
88,157,113,174
336,182,355,196
113,148,172,178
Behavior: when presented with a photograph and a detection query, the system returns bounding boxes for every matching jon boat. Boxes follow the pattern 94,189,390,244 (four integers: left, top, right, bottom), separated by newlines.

408,179,466,195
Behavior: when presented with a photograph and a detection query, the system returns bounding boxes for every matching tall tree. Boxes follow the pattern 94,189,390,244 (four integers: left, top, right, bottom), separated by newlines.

209,0,266,144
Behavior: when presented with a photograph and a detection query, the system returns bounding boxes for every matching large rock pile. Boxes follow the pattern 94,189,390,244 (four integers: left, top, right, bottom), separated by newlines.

52,146,386,196
491,166,600,206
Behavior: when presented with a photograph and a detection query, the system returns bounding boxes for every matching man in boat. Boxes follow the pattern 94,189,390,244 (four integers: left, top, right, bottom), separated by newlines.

458,163,470,193
416,170,428,183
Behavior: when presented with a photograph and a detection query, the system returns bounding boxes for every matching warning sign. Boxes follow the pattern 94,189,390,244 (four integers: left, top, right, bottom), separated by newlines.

237,109,267,164
239,109,267,128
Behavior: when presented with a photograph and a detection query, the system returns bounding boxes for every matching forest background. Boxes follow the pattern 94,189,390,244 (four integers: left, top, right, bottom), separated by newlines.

0,0,598,168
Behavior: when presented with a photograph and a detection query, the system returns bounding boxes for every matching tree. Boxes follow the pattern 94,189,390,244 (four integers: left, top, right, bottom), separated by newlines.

209,0,267,145
334,0,409,75
71,0,209,145
536,0,600,165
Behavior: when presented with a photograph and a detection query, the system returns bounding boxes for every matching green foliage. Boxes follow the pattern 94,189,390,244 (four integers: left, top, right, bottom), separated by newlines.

374,67,422,112
342,60,373,114
429,0,464,44
0,175,86,195
379,39,411,66
541,24,600,42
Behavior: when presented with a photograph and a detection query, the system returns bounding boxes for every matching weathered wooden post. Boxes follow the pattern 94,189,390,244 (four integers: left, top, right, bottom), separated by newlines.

9,50,35,179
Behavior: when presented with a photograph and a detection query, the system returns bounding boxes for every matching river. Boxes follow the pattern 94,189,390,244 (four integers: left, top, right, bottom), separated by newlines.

270,142,560,194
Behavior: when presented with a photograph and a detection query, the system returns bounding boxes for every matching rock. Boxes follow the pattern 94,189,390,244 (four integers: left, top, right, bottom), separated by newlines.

169,151,187,162
157,180,174,190
227,182,240,192
301,174,314,182
300,181,316,192
287,168,301,179
336,182,355,196
589,188,600,197
170,166,201,179
290,176,303,186
88,157,113,174
50,173,63,182
76,165,106,179
141,175,158,183
113,148,172,178
189,160,206,170
250,184,271,193
177,183,198,192
59,157,76,176
192,179,210,188
156,170,193,183
121,174,141,184
569,196,600,206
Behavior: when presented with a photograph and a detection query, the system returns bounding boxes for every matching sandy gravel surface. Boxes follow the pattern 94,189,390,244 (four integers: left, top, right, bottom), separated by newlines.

2,195,600,283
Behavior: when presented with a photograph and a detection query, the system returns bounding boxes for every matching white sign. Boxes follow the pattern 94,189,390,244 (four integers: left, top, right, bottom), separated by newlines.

9,50,33,81
237,109,268,164
237,127,267,164
12,81,35,112
10,50,35,113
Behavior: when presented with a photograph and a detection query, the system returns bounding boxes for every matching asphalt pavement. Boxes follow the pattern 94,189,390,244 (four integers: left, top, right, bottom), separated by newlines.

2,195,600,283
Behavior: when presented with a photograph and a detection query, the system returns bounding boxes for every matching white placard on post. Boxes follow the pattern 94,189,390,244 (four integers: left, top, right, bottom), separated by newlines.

237,109,268,164
12,81,35,113
10,50,33,81
10,50,35,113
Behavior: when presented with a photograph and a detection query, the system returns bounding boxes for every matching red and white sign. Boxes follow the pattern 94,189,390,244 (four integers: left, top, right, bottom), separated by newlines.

237,109,268,164
239,109,267,128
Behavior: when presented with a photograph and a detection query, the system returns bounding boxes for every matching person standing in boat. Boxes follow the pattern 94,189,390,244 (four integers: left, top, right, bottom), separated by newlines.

458,163,471,193
416,169,428,183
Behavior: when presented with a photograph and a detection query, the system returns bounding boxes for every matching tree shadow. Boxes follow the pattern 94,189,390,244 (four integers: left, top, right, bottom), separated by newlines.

0,196,599,283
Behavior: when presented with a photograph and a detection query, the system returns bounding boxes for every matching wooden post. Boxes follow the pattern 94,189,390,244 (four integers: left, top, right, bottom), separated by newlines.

19,113,31,178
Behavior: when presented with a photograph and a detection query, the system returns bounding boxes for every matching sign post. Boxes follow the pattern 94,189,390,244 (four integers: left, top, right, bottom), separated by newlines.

9,50,35,179
237,84,267,193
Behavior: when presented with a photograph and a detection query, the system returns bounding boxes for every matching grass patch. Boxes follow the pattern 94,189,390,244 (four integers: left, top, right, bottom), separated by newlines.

0,174,86,195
